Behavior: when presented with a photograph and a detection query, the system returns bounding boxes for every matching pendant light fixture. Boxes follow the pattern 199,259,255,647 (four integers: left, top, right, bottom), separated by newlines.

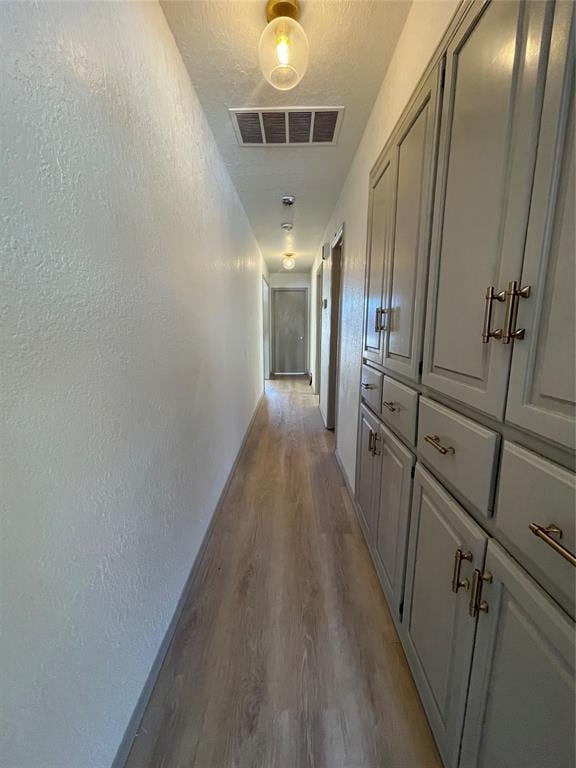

259,0,309,91
282,253,296,270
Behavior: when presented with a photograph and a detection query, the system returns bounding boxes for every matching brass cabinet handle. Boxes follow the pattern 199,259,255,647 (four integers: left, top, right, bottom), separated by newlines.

501,280,531,344
451,549,473,594
469,569,492,617
362,382,377,390
529,523,576,567
424,434,455,455
379,307,389,332
382,400,397,412
368,429,374,453
481,285,506,343
374,308,381,333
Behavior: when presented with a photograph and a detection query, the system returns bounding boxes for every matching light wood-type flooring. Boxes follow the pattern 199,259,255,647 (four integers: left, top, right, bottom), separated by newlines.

125,377,442,768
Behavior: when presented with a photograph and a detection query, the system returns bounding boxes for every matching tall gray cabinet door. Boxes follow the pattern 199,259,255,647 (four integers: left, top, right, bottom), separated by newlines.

460,540,575,768
356,406,379,535
403,465,487,768
383,65,441,382
374,425,415,618
505,3,575,450
422,0,554,419
363,154,395,364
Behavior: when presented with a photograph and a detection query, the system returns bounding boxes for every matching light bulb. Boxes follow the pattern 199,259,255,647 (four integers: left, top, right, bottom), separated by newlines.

282,254,296,270
259,17,309,91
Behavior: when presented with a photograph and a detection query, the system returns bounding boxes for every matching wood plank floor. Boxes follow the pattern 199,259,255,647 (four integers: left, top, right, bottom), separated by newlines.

125,378,442,768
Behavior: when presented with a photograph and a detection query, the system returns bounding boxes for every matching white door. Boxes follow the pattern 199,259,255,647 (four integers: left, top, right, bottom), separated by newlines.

403,465,487,768
422,0,554,418
460,540,575,768
505,2,575,449
383,65,441,382
374,425,415,618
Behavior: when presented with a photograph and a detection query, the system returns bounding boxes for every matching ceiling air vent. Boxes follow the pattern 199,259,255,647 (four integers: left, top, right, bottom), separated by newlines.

230,107,344,147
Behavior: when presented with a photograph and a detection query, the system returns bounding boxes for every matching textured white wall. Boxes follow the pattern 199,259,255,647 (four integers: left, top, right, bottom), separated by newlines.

0,3,265,767
310,0,460,490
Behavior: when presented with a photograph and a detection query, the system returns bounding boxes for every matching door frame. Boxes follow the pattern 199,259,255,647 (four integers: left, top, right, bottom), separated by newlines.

330,224,345,433
262,275,270,384
271,287,309,375
315,264,323,395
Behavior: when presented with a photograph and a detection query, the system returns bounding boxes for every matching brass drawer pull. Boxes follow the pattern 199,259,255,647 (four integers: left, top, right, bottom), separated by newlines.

424,434,455,455
469,569,492,617
362,382,377,390
529,523,576,567
451,549,473,594
382,400,397,412
481,285,505,343
501,280,531,344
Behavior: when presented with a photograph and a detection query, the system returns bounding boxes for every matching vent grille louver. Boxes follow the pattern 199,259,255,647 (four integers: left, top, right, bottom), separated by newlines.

230,107,344,147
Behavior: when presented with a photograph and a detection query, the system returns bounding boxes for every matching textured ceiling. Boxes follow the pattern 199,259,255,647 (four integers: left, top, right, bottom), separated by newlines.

161,0,411,272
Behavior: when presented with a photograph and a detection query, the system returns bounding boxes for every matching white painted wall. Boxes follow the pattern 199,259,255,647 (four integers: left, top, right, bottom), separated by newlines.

310,0,459,491
0,3,265,767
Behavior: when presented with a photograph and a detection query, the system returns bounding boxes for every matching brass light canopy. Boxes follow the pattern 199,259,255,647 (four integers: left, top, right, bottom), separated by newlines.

266,0,300,22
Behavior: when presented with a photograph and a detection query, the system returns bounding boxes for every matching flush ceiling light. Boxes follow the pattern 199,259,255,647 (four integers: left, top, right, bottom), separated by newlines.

259,0,309,91
282,253,296,270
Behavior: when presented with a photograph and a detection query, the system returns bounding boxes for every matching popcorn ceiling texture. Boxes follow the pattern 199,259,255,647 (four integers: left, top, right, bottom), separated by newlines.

0,2,264,766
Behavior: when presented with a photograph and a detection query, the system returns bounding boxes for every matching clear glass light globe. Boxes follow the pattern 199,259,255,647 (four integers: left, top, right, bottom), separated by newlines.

258,16,309,91
282,254,296,270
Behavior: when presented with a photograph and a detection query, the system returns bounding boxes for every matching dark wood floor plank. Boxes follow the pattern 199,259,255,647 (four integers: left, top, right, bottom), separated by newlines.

125,378,441,768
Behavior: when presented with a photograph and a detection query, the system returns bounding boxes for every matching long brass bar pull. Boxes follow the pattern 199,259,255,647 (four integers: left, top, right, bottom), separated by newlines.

374,308,381,333
362,382,377,390
481,286,506,343
424,434,455,455
368,430,374,454
451,549,473,594
469,569,492,617
502,280,531,344
378,307,389,332
529,523,576,567
382,400,397,412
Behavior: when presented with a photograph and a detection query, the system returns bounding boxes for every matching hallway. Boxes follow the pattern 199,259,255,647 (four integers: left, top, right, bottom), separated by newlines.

125,379,441,768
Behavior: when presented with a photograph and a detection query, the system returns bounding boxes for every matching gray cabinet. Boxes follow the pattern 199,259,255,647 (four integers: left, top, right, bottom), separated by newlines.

460,540,575,768
422,0,555,419
403,465,487,768
356,405,381,536
363,64,442,374
363,153,394,364
505,1,575,449
374,424,415,618
382,66,442,381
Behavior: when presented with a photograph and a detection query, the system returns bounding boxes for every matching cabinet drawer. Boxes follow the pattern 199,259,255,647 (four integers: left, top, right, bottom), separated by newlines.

417,397,499,516
381,375,418,446
494,442,576,617
360,364,383,413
